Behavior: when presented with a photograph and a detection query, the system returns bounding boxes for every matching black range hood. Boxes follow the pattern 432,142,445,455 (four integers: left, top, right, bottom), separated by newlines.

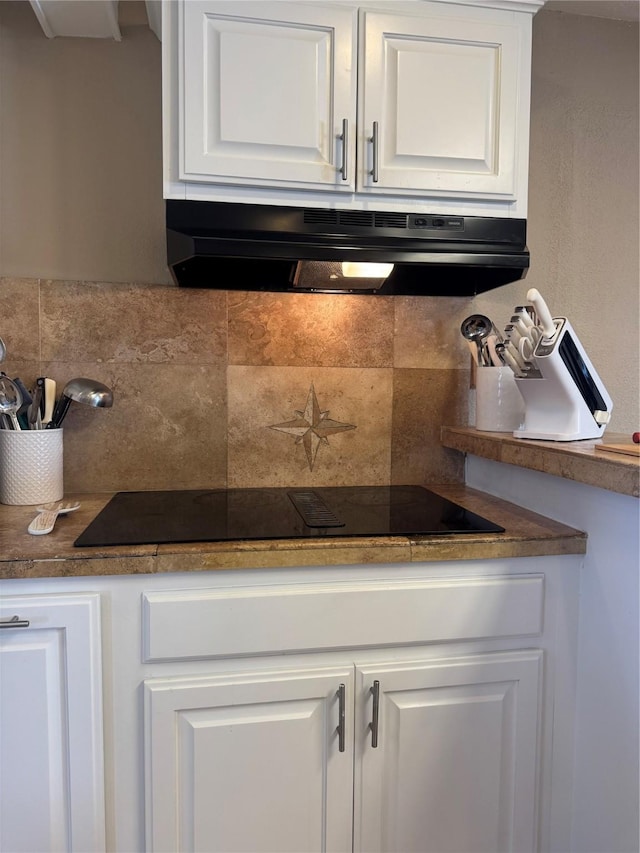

166,200,529,296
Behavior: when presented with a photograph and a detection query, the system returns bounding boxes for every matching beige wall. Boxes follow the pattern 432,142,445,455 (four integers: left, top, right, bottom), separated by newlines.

476,8,639,434
0,1,168,283
1,2,638,495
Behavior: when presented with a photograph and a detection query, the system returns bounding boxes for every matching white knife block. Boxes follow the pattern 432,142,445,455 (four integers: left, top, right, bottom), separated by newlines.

514,319,612,441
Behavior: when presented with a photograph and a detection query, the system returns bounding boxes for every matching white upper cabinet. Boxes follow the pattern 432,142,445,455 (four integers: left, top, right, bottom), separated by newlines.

179,1,357,190
163,0,544,216
358,7,523,200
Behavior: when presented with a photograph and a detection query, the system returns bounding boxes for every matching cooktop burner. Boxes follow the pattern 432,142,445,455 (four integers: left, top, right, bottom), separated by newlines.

74,486,504,547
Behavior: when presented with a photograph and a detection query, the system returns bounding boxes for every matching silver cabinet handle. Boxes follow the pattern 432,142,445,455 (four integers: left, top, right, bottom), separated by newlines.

337,683,346,752
0,615,30,628
370,121,379,183
370,680,380,748
339,119,349,182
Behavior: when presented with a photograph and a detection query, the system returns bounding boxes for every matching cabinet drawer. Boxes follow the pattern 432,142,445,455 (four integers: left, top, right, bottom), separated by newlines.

142,574,544,662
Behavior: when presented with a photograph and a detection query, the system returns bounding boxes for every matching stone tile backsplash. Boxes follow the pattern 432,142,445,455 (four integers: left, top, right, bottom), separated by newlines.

2,277,473,493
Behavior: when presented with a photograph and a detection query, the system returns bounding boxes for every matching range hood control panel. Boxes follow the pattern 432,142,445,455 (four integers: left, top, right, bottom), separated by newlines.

409,215,464,230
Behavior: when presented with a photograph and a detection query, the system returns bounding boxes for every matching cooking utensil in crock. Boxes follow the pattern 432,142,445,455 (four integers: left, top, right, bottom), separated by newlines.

48,378,114,429
461,314,501,366
0,375,23,430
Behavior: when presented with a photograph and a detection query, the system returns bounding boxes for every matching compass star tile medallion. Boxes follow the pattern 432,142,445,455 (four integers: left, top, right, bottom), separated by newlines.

269,384,356,471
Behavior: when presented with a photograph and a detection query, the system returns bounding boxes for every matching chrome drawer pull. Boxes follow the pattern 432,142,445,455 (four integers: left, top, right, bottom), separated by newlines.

0,615,30,628
337,683,346,752
370,121,379,183
370,679,380,747
339,119,349,182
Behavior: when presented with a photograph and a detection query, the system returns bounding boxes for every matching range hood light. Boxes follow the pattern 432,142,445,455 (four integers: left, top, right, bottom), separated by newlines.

341,262,394,279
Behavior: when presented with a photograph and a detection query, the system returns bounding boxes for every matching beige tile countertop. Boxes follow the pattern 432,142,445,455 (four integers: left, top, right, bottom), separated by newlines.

0,484,586,579
441,428,640,498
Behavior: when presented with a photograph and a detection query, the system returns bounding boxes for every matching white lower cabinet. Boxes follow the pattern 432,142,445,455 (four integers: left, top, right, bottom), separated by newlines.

144,666,355,853
0,592,105,853
355,652,541,853
1,557,581,853
144,649,542,853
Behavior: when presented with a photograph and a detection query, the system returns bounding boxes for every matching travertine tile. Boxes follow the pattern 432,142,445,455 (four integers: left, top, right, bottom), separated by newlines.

228,365,392,487
40,280,227,363
441,428,640,498
155,540,411,571
394,295,474,369
0,277,41,363
391,368,467,484
501,436,640,497
0,557,157,579
228,291,394,367
3,275,476,497
1,482,587,579
40,362,227,493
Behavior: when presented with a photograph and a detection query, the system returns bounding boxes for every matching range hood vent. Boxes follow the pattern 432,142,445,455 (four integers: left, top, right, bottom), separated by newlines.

167,200,529,296
302,209,408,229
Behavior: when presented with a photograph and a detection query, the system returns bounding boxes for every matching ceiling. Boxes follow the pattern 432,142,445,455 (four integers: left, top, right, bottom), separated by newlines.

24,0,640,42
544,1,640,22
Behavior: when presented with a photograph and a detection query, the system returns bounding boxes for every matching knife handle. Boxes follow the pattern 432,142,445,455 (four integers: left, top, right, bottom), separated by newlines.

49,395,71,429
527,288,556,339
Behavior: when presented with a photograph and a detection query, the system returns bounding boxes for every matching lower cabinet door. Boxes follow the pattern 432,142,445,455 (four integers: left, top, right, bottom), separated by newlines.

144,665,355,853
0,593,105,853
354,650,543,853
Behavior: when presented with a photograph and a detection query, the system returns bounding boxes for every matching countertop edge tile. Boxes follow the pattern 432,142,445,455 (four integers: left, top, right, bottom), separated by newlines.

0,555,158,580
441,428,640,498
155,542,411,573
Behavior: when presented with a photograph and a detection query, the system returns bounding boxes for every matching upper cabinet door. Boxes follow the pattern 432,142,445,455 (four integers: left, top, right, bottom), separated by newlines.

180,1,357,190
359,6,526,200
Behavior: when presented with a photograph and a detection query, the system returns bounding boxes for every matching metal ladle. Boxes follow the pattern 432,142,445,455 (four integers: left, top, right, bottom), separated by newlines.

460,314,501,366
0,374,23,430
48,378,114,429
0,337,6,364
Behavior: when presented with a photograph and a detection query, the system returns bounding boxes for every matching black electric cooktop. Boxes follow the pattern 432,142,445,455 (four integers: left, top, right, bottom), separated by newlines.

74,486,504,548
